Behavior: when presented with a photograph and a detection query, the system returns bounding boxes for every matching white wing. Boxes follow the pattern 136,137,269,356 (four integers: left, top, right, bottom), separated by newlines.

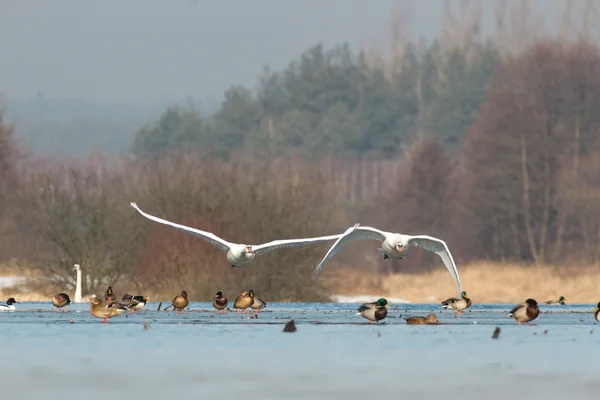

406,235,462,295
251,231,346,257
130,202,232,252
312,225,388,278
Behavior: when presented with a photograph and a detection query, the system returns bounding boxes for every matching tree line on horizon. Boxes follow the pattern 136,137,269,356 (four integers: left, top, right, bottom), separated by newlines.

2,1,600,301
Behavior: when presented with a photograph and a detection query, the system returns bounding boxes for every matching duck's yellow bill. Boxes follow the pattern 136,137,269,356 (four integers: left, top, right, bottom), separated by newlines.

385,304,391,309
594,307,598,313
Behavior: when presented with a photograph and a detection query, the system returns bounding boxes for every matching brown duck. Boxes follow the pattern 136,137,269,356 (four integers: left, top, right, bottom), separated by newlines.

52,293,72,312
172,290,189,313
404,313,439,325
233,290,253,313
213,291,228,314
89,299,128,323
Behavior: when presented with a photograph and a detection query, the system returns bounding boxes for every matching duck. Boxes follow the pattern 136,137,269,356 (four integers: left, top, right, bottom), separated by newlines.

89,299,128,323
213,291,228,314
131,295,149,312
405,313,440,325
233,290,253,313
544,296,566,305
121,293,139,311
441,291,472,315
356,298,390,324
121,294,149,313
0,297,18,311
103,286,116,302
172,290,189,313
249,289,267,313
508,298,540,325
51,293,72,312
593,302,600,323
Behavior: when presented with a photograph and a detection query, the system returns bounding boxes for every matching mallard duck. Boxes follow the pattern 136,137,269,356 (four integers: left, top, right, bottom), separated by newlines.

544,296,566,305
103,286,116,301
52,293,71,312
508,298,539,325
405,313,440,325
121,293,139,311
441,291,472,314
593,302,600,323
213,291,228,314
233,290,253,313
356,298,390,324
89,299,128,323
0,298,18,311
172,290,189,313
121,294,149,313
131,295,149,312
249,289,266,313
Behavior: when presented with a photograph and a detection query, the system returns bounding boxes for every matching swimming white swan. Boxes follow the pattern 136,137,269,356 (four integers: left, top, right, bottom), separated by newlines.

130,202,346,267
0,297,18,311
312,224,463,295
73,264,83,303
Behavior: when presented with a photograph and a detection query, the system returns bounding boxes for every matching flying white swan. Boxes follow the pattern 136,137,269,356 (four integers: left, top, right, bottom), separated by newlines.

312,224,463,295
73,264,83,303
130,202,348,267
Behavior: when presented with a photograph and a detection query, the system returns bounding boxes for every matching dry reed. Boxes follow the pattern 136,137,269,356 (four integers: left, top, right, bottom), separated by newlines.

1,262,599,304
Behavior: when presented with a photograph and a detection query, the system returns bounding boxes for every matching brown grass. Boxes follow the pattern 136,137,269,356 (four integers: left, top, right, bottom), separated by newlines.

323,262,600,304
1,262,600,304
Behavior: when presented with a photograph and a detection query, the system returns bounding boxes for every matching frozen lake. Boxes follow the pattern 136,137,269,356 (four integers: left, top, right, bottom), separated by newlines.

1,301,599,400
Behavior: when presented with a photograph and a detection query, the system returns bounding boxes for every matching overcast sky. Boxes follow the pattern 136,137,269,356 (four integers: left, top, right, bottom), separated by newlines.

0,0,566,105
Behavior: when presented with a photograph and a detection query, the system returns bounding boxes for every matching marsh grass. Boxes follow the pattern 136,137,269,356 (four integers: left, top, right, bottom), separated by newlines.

322,262,600,304
2,261,599,304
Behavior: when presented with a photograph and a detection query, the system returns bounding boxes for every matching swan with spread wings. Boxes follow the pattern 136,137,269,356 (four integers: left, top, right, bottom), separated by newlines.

130,202,346,268
312,224,463,295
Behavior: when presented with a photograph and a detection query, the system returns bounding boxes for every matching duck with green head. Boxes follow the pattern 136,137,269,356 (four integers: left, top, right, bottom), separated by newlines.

213,291,228,314
356,298,390,324
593,303,600,323
249,289,267,313
103,286,116,302
544,296,566,305
441,291,472,315
508,298,539,325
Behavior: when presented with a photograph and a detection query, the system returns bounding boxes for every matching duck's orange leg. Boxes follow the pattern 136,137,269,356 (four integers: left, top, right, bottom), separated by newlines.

102,316,108,323
456,310,462,315
63,308,67,313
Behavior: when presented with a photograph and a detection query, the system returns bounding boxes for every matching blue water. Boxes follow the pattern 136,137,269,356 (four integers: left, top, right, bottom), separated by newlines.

1,302,599,400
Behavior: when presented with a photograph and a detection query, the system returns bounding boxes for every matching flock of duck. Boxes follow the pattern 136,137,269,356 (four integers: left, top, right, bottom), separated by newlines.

0,291,593,326
0,201,597,326
0,285,268,323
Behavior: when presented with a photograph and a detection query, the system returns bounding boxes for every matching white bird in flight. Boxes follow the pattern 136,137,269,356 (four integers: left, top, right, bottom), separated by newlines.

312,224,463,295
130,202,345,268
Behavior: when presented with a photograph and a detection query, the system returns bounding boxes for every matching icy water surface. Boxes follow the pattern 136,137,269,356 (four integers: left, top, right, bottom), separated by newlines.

1,301,599,400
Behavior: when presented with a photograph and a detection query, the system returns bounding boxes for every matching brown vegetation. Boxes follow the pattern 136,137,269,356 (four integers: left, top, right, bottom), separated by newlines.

3,2,600,302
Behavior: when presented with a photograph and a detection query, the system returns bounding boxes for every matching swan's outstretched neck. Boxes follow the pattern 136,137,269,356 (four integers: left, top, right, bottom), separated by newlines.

74,264,83,303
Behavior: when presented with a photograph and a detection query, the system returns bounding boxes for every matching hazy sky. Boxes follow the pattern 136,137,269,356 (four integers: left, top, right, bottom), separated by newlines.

1,0,566,105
